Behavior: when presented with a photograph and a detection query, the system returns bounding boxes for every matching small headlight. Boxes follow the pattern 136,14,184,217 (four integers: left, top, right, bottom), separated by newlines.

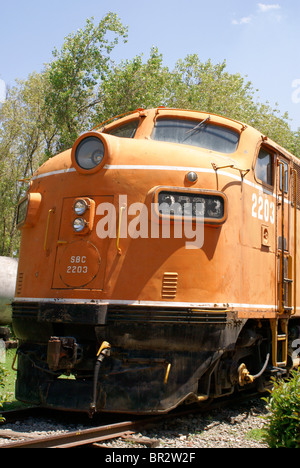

73,217,87,232
75,136,105,170
74,199,88,215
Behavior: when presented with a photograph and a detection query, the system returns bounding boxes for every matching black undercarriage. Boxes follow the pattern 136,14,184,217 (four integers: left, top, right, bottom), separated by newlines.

12,302,290,414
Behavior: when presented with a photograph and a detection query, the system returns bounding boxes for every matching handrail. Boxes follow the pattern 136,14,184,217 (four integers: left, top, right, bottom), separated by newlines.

278,161,285,314
211,163,250,179
291,168,297,315
44,208,55,252
117,205,126,255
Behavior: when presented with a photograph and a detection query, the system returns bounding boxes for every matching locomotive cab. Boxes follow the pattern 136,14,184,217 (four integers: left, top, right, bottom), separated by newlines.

12,108,300,414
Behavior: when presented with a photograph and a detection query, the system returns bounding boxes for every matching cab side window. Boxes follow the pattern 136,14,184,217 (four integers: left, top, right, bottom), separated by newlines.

255,148,273,186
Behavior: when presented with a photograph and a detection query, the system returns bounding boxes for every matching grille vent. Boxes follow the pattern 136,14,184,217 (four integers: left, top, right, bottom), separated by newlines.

16,272,24,296
161,272,178,299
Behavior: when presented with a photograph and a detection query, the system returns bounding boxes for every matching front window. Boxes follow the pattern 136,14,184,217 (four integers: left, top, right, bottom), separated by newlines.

105,120,139,138
152,118,239,153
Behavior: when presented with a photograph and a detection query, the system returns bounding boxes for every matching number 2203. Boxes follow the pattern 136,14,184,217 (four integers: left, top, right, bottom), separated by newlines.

252,193,275,224
67,265,88,274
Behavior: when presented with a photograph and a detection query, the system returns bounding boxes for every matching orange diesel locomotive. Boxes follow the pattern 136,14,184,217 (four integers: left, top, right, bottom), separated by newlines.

13,108,300,414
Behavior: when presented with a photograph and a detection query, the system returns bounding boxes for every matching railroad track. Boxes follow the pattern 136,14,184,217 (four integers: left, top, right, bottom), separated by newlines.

1,417,158,448
1,392,265,448
1,403,210,448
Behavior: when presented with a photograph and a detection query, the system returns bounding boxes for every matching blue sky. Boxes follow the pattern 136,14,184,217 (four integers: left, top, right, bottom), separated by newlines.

1,0,300,129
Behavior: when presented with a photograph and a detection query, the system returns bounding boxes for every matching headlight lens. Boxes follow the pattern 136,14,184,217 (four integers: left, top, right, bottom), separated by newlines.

73,217,87,232
158,191,225,220
75,136,105,170
74,199,88,215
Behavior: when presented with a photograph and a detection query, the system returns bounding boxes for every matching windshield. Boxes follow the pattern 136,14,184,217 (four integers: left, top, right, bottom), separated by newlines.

152,118,239,154
105,120,139,138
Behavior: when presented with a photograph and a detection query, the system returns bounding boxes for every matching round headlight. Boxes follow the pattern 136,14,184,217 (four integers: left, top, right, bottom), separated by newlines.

75,136,105,170
74,199,88,215
73,217,87,232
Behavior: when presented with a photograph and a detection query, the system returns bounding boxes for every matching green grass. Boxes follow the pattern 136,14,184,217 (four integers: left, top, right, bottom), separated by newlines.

1,349,17,395
245,428,266,443
0,348,29,411
0,349,74,414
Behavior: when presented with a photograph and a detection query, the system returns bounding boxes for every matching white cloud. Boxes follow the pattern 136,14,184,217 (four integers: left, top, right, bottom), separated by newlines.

232,3,282,26
0,79,6,103
258,3,281,13
232,15,253,25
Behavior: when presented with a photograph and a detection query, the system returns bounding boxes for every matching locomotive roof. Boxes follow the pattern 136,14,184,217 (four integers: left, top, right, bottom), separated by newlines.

34,107,298,181
101,107,298,164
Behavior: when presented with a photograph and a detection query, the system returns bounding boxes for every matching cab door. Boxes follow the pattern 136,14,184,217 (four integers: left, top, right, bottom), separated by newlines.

271,156,298,367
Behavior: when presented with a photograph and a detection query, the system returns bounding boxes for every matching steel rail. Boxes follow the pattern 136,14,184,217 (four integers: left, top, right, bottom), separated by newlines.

1,418,152,448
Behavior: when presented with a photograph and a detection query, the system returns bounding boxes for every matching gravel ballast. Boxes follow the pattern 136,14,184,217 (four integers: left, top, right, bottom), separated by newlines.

0,397,269,448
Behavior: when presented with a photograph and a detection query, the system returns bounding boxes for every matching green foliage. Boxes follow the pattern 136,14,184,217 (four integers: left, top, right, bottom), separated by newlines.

171,56,256,117
96,52,297,154
0,13,128,255
0,365,8,422
95,47,172,122
44,13,128,152
0,72,49,256
263,371,300,448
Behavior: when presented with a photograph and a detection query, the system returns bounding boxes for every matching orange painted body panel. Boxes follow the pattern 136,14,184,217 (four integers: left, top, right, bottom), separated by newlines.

15,108,300,319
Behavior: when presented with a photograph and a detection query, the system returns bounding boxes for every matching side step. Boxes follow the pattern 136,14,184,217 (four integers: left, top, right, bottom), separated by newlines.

270,318,289,367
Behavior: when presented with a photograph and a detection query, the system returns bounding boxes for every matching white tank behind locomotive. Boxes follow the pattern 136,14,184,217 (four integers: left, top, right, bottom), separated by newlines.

0,256,18,326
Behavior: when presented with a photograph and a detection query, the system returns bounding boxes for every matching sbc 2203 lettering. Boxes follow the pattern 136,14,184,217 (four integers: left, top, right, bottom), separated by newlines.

67,256,88,274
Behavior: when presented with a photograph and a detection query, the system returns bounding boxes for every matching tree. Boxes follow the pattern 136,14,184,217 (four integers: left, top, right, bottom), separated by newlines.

94,52,297,154
0,73,50,255
0,13,128,255
95,47,172,123
44,13,128,152
170,56,256,117
170,55,295,152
